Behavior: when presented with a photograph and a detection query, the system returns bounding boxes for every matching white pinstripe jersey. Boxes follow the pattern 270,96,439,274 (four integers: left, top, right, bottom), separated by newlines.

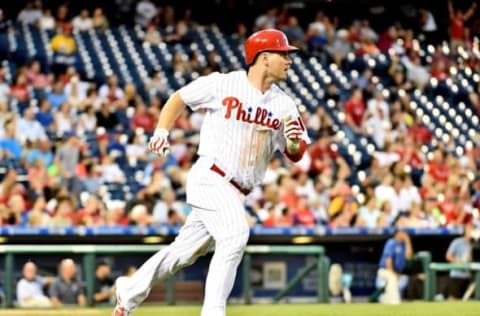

179,70,310,189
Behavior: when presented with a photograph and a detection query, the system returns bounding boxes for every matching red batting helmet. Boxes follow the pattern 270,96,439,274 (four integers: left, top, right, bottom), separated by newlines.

244,29,298,65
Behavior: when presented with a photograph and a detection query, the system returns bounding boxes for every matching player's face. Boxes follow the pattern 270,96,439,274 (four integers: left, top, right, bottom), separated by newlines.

264,51,292,82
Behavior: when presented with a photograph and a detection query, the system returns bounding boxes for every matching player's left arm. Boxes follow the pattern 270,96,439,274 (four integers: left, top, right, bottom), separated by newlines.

282,114,309,162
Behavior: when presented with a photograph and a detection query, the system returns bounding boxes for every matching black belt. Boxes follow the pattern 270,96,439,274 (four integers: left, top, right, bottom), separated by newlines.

210,164,251,195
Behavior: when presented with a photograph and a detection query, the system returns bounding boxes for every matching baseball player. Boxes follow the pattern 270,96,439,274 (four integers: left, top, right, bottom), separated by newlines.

113,28,310,316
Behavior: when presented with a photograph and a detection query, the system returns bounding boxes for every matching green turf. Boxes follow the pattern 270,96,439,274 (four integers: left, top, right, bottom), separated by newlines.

2,302,480,316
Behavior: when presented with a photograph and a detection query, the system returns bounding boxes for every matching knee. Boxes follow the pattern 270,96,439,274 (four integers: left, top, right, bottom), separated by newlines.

216,229,249,259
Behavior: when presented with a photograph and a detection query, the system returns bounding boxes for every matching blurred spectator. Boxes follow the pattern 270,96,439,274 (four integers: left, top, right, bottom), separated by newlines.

27,195,51,226
448,0,477,49
35,98,54,130
17,1,42,25
326,29,351,66
54,4,70,31
76,194,105,226
292,195,316,226
131,101,156,132
143,24,162,44
96,102,121,131
344,88,367,137
92,7,109,32
50,24,77,75
16,261,52,307
53,102,74,135
445,223,474,299
17,106,47,142
282,16,306,52
418,8,438,44
254,7,277,31
50,195,75,226
146,69,169,101
0,118,22,159
0,9,13,34
99,74,124,102
49,258,86,306
164,20,192,45
26,137,53,168
10,72,30,105
135,0,157,28
55,132,81,192
231,23,248,45
37,8,55,31
72,9,93,32
94,260,115,305
376,230,413,304
152,188,184,224
81,161,102,194
25,59,53,89
129,204,152,226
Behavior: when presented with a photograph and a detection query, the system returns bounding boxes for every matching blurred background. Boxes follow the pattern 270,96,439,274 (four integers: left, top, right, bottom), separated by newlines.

0,0,479,309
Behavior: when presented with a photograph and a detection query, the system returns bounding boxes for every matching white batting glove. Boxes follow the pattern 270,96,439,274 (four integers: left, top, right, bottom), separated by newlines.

148,128,170,157
283,116,303,153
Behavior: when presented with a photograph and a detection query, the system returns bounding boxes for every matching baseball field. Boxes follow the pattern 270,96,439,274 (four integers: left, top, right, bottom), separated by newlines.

2,302,480,316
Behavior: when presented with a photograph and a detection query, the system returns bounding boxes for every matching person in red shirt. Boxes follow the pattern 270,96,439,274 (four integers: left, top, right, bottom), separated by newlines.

292,196,316,226
448,0,477,49
407,117,432,145
131,102,156,132
344,88,367,135
308,132,338,175
396,135,425,169
426,149,450,183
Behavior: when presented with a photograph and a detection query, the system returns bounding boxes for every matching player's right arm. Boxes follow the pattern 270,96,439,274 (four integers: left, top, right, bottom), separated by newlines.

148,72,220,156
148,92,186,156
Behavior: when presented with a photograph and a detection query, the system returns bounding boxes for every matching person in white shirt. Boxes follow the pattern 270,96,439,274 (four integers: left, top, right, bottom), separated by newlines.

16,261,52,308
17,106,47,143
135,0,157,28
72,9,93,32
38,9,55,31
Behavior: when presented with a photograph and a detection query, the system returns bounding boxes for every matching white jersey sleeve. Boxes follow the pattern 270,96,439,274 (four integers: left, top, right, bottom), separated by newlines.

178,72,222,111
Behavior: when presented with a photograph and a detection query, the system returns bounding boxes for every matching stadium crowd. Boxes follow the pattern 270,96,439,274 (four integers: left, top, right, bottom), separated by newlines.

0,0,479,231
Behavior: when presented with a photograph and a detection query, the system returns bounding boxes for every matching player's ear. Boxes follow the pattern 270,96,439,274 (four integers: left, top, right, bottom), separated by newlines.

262,52,269,67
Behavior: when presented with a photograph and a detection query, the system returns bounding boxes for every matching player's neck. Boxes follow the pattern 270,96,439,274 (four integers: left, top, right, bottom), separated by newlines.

247,67,273,94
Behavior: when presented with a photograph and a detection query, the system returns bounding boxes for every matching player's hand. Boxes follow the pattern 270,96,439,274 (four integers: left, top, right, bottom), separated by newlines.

283,116,303,141
283,116,303,154
148,128,170,156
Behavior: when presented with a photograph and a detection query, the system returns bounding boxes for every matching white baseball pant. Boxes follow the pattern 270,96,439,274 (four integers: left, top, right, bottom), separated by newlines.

117,165,250,316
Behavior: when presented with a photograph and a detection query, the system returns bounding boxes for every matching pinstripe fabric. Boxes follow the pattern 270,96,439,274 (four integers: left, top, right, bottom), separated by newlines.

117,70,309,316
179,70,309,190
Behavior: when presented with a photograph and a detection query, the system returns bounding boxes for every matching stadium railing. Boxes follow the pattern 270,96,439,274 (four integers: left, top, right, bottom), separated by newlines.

426,262,480,300
0,244,329,308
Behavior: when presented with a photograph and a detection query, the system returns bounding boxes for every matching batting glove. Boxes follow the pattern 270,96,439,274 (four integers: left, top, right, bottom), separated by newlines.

148,128,170,156
284,116,305,153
